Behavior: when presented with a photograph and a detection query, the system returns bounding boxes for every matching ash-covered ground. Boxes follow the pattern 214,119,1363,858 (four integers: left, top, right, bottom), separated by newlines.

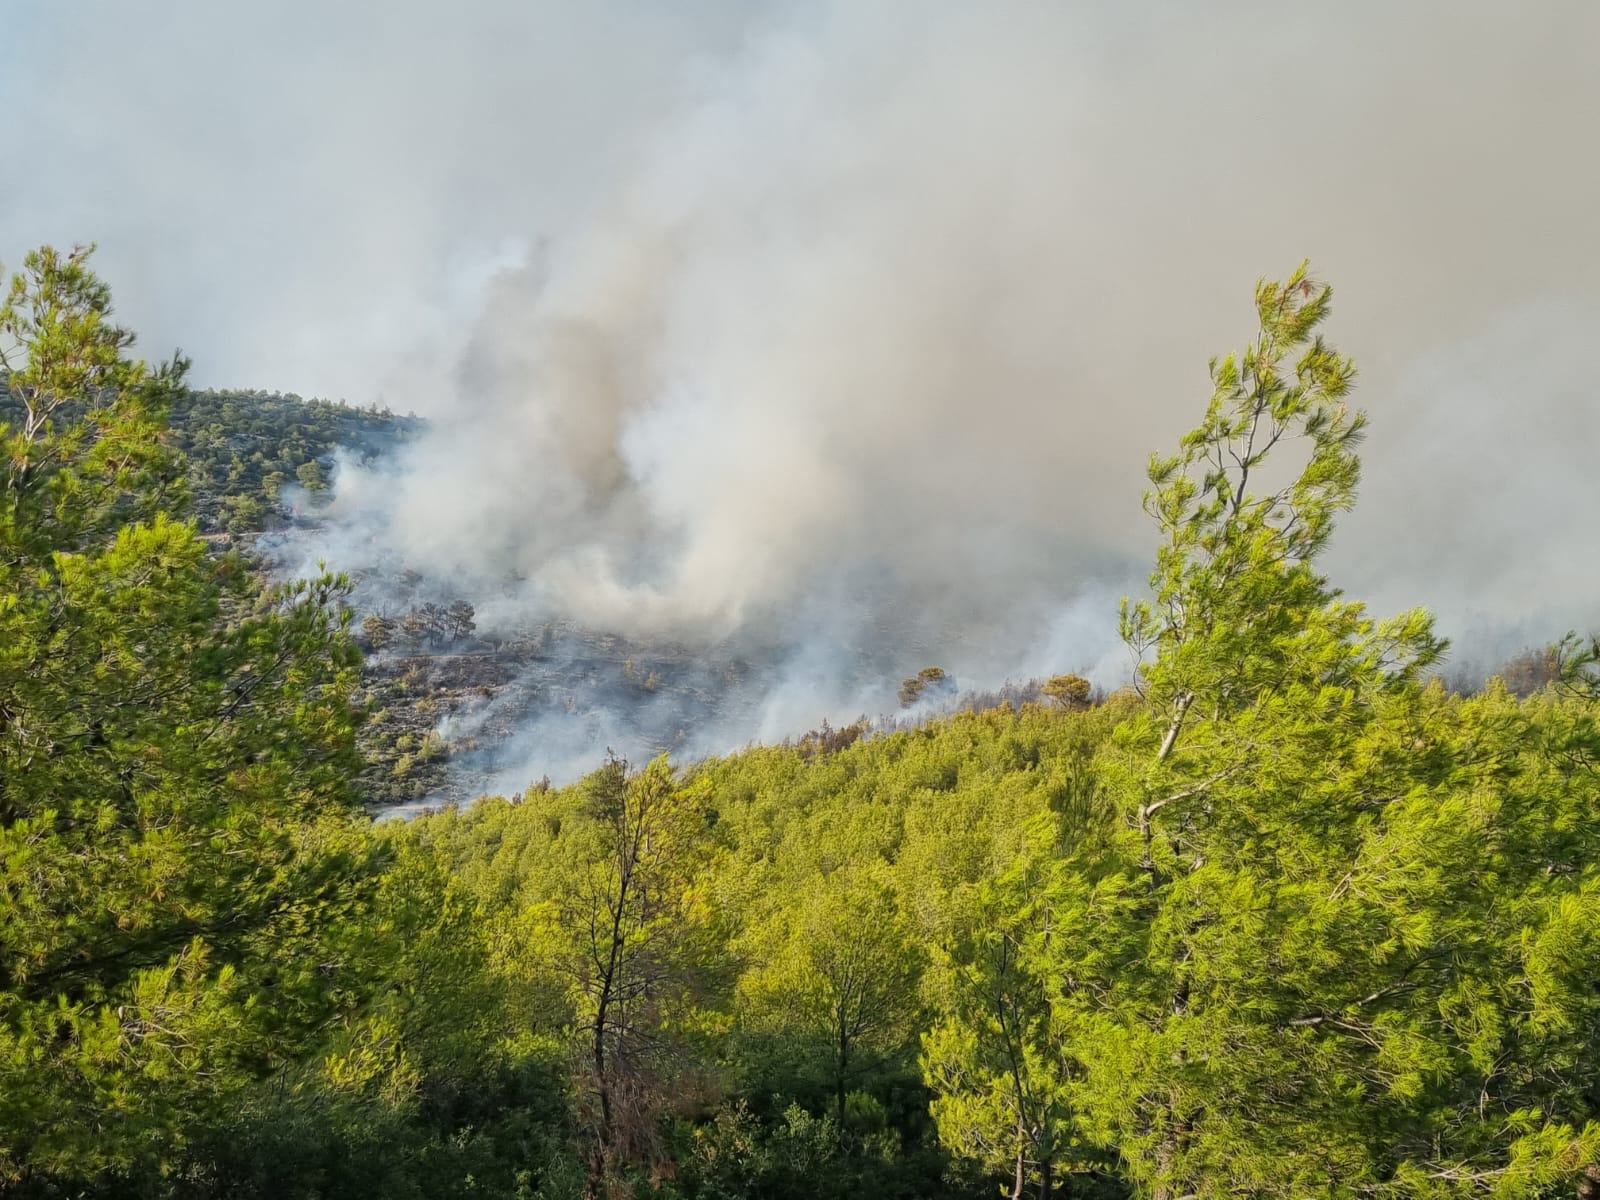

358,620,766,815
260,517,1018,815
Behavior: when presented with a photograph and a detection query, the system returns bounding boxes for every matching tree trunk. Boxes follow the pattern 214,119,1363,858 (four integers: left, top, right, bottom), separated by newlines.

585,1008,612,1200
584,1144,607,1200
836,1016,850,1127
1009,1118,1026,1200
1156,691,1193,762
587,903,625,1197
1150,1104,1192,1200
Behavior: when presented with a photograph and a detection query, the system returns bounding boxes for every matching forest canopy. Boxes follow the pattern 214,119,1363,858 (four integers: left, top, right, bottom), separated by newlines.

1,247,1597,1200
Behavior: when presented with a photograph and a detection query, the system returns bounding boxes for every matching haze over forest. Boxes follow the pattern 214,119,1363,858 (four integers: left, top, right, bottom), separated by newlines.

9,5,1600,1199
6,1,1600,776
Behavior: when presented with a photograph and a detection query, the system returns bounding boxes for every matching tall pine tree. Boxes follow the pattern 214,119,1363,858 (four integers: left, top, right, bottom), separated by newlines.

0,246,375,1190
1046,265,1600,1198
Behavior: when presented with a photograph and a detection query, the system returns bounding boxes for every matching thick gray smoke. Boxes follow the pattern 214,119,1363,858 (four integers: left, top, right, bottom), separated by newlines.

6,1,1599,775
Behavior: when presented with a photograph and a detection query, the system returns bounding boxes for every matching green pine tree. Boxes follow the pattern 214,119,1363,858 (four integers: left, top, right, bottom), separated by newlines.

1046,265,1600,1198
0,246,375,1189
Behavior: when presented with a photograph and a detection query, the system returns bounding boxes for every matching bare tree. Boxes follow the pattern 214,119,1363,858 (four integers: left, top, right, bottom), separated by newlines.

555,757,711,1198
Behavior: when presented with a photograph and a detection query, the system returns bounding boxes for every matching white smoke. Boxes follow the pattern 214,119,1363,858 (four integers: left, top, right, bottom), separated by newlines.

6,0,1599,774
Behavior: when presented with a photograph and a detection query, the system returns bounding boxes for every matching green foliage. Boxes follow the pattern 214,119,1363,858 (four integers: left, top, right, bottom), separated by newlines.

922,835,1079,1200
390,702,1118,1199
0,244,188,558
1041,673,1092,710
1120,263,1442,732
406,757,731,1196
739,864,924,1126
1045,266,1600,1198
8,248,1598,1200
296,459,328,492
669,1097,969,1200
1556,631,1600,700
0,247,376,1192
173,826,580,1199
159,385,419,535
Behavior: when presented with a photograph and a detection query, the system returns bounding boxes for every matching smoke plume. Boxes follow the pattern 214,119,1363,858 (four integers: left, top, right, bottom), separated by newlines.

6,1,1599,776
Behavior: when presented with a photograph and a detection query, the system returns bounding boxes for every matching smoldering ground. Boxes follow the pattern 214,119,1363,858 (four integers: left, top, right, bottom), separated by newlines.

7,1,1599,788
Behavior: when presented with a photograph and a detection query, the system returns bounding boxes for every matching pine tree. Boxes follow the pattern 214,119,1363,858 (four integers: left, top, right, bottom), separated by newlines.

0,246,374,1188
923,840,1077,1200
1047,265,1600,1197
510,756,721,1197
741,863,924,1128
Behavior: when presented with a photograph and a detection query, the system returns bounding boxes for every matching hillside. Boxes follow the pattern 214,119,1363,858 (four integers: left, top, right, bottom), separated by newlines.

154,386,1566,813
146,390,1062,810
8,252,1600,1199
165,387,424,534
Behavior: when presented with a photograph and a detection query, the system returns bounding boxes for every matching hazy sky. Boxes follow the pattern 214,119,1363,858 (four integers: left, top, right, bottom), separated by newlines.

5,1,1598,731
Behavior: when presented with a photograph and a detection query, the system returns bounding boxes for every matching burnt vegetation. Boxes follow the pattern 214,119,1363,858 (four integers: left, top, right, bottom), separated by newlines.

76,381,1559,822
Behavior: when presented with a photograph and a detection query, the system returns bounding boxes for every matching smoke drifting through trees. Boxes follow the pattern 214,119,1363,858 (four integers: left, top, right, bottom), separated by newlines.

8,2,1598,779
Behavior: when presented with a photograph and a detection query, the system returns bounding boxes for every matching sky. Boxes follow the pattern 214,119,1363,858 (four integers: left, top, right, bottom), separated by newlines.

4,1,1598,750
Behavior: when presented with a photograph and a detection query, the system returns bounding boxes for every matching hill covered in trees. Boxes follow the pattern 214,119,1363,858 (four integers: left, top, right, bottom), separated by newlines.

0,374,423,539
164,388,423,535
3,245,1600,1200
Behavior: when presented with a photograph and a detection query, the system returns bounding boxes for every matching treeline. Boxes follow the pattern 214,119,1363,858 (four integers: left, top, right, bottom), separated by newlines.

0,371,422,540
0,370,422,538
162,386,419,534
361,601,478,652
3,247,1599,1199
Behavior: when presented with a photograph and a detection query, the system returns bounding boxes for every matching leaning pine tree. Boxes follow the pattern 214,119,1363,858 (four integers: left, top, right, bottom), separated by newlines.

1046,264,1600,1198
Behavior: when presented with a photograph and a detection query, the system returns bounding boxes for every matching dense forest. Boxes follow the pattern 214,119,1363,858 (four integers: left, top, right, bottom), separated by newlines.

3,245,1599,1199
